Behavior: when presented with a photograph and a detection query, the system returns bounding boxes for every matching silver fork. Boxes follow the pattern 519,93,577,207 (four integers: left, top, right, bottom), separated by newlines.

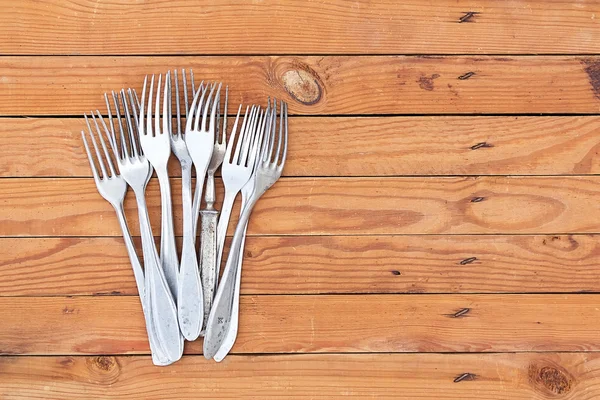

185,82,222,238
199,86,229,332
213,101,271,362
204,100,288,359
170,69,204,341
82,107,169,366
139,73,179,300
106,89,183,363
214,105,261,279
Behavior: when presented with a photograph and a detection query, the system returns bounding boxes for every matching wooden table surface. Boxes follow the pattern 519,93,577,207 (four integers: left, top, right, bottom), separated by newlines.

2,1,600,398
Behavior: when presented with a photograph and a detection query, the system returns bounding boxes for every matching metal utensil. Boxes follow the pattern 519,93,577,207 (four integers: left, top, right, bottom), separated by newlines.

170,69,204,341
213,101,271,362
107,88,183,363
204,100,288,359
139,74,179,300
199,87,228,332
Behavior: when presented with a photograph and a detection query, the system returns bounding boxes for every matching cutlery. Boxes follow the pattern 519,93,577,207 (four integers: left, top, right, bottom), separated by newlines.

213,101,271,362
204,100,288,359
107,88,183,362
82,105,169,366
139,73,179,300
170,69,204,341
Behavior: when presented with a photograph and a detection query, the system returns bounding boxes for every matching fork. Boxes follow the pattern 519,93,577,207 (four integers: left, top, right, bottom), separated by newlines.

204,100,288,359
106,88,183,362
82,109,170,366
199,86,228,331
185,82,222,238
213,101,270,362
214,105,261,279
139,73,179,300
170,69,204,341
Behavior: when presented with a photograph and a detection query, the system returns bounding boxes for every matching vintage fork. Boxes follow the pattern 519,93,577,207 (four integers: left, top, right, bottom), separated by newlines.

82,108,170,366
214,105,260,278
204,100,288,359
186,82,221,238
139,73,179,300
170,69,204,341
106,89,183,363
199,86,228,332
213,101,270,362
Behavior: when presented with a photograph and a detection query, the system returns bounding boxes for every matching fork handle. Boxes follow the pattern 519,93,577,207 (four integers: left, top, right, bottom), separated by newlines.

156,169,179,300
215,190,237,275
113,202,171,366
203,197,257,359
177,165,204,341
199,209,218,335
134,191,183,362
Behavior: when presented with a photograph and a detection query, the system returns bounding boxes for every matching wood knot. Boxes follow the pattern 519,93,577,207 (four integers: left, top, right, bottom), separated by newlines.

418,74,440,91
282,69,322,105
528,362,574,396
86,356,121,384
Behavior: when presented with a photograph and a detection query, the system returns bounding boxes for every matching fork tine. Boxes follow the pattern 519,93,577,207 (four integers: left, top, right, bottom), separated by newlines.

92,111,117,177
146,75,155,137
232,105,250,163
221,86,228,145
279,101,288,167
175,69,182,137
154,73,162,136
208,82,222,134
163,71,171,136
121,89,140,161
190,69,196,99
85,113,109,179
193,83,210,132
263,99,277,163
110,91,128,159
81,130,100,183
201,82,218,132
127,89,142,156
273,100,284,166
114,90,138,159
185,80,203,133
224,104,242,163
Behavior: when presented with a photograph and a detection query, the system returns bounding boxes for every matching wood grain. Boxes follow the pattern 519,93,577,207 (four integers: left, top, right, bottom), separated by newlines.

3,116,600,177
2,0,600,55
2,295,600,355
1,177,599,237
0,353,595,399
2,56,600,115
2,235,599,296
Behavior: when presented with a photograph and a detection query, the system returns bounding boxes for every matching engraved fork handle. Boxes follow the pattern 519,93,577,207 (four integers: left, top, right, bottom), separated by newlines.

133,189,183,362
156,168,179,299
113,202,171,366
203,196,257,359
177,165,203,340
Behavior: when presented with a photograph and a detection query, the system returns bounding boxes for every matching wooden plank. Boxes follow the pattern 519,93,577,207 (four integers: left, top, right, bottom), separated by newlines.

0,353,595,399
4,116,600,177
2,1,600,55
1,177,599,237
2,294,600,355
1,56,600,115
2,235,599,296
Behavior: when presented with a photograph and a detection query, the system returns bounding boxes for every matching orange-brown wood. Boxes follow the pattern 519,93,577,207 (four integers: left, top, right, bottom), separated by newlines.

0,353,594,399
2,295,600,355
2,56,600,115
2,1,600,55
3,116,600,177
1,177,599,237
1,235,598,296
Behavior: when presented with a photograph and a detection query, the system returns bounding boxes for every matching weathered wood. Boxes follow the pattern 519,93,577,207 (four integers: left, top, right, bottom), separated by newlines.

3,116,600,177
1,177,599,237
1,235,599,296
2,0,600,55
2,295,600,355
0,353,594,399
2,56,600,115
